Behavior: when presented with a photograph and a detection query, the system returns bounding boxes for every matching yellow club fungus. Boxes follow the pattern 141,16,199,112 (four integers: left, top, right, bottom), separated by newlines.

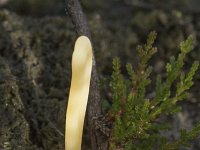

65,36,93,150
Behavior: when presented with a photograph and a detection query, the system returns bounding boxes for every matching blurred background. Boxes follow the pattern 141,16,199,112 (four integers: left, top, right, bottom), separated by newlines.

0,0,200,149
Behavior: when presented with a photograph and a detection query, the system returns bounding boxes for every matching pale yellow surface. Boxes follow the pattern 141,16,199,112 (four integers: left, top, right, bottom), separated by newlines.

65,36,93,150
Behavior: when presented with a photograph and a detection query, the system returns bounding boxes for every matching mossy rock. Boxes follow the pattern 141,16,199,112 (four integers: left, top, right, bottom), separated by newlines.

0,10,74,149
0,56,33,150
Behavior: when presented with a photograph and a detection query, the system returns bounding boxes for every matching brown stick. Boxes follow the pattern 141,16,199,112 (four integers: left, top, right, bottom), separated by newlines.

65,0,106,149
65,0,90,37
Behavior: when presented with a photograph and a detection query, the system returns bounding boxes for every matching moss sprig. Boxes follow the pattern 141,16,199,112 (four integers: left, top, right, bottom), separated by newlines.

108,32,200,150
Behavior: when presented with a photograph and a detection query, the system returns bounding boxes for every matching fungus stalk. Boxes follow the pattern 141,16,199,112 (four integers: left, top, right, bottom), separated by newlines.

65,36,93,150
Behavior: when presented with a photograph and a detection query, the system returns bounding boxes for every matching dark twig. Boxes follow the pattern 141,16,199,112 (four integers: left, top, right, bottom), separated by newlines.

65,0,90,37
65,0,106,149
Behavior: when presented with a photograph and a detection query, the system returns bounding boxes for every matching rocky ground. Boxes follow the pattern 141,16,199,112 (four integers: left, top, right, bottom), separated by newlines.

0,0,200,149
